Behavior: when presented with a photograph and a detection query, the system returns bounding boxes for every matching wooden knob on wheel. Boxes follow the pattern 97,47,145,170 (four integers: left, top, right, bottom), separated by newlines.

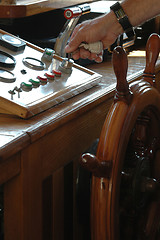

112,46,132,103
144,33,160,85
80,153,112,178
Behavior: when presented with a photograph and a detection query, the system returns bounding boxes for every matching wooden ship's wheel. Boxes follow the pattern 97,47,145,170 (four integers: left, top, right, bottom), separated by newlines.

80,33,160,240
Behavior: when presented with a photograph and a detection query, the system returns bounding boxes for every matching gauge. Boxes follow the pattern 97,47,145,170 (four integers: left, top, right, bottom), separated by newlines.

0,34,26,52
0,68,16,83
0,50,16,68
22,57,45,70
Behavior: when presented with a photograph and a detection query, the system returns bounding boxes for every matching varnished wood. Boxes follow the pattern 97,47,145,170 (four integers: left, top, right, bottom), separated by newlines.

4,146,43,240
0,0,93,18
144,33,160,75
80,34,160,240
0,153,20,185
52,168,64,240
81,153,112,178
1,33,160,240
144,33,160,85
112,46,132,103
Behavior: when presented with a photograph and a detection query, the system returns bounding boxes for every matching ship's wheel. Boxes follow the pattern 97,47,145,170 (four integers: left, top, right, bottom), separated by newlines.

80,34,160,240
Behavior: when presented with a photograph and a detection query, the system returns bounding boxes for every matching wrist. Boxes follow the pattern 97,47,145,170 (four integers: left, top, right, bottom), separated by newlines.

104,10,124,37
110,2,135,39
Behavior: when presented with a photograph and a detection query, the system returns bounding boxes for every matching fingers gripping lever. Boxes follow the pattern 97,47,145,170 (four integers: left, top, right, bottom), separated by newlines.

54,4,91,57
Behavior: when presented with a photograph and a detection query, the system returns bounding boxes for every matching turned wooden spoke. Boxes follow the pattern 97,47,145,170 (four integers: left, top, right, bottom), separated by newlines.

112,46,132,103
80,153,112,178
144,33,160,85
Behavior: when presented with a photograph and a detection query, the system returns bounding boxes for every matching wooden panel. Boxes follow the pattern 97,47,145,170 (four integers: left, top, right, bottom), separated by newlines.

39,98,113,179
4,145,43,240
0,0,93,18
42,168,65,240
0,133,30,160
3,95,112,240
0,153,20,185
52,168,64,240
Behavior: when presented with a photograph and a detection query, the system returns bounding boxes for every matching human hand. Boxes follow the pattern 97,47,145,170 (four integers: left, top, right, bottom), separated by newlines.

65,12,123,62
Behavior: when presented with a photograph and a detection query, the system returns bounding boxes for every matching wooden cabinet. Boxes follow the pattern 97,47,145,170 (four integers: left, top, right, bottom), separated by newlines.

0,86,114,240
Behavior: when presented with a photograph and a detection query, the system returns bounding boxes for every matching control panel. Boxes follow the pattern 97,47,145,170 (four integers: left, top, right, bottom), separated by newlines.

0,30,101,119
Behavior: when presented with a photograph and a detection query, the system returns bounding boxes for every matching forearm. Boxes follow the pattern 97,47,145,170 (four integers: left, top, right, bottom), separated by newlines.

65,0,160,61
121,0,160,27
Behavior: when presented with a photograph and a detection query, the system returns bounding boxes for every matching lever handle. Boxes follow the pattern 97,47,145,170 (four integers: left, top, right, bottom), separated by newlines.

79,41,103,54
64,4,91,19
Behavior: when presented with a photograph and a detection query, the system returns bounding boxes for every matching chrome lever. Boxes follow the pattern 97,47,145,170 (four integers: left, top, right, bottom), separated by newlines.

54,4,91,58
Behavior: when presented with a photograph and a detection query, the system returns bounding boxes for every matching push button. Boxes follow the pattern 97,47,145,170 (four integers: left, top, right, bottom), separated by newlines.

45,72,55,80
52,69,62,77
20,81,32,91
29,78,40,87
37,76,48,83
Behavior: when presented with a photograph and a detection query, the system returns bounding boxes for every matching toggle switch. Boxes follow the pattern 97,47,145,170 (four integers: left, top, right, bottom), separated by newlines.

41,48,55,62
8,89,16,100
14,86,22,98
